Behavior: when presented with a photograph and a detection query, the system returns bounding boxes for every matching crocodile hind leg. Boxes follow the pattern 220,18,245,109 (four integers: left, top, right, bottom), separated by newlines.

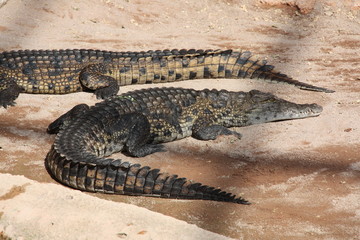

47,104,90,134
0,78,24,108
108,113,166,157
79,64,119,99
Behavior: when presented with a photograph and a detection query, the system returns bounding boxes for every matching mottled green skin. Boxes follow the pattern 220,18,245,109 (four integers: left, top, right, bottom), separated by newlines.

46,87,322,204
0,49,333,107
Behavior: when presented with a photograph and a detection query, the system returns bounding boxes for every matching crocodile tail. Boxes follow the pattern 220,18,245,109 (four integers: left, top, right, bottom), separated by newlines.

45,145,250,204
219,50,334,93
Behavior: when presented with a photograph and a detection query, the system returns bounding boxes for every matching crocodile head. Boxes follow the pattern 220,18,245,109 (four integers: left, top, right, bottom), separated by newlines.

232,90,323,126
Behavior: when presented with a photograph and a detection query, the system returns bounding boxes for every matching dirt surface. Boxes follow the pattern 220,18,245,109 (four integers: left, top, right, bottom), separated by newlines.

0,0,360,239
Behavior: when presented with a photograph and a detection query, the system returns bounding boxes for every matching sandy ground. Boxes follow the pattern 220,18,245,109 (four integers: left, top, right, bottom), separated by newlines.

0,0,360,239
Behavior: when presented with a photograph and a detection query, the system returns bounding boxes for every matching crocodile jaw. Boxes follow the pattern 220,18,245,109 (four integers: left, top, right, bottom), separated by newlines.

246,102,323,125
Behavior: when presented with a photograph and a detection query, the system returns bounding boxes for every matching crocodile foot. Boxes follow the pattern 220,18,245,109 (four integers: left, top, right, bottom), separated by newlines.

47,104,90,134
193,124,242,140
0,81,23,108
94,79,119,99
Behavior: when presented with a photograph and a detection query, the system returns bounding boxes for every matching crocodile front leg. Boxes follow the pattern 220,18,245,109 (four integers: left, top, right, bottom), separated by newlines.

192,118,242,140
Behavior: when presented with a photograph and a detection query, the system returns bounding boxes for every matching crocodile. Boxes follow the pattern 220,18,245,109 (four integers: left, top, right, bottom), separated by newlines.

46,87,323,204
0,48,333,108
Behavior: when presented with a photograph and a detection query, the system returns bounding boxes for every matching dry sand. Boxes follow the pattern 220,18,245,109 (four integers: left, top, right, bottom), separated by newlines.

0,0,360,239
